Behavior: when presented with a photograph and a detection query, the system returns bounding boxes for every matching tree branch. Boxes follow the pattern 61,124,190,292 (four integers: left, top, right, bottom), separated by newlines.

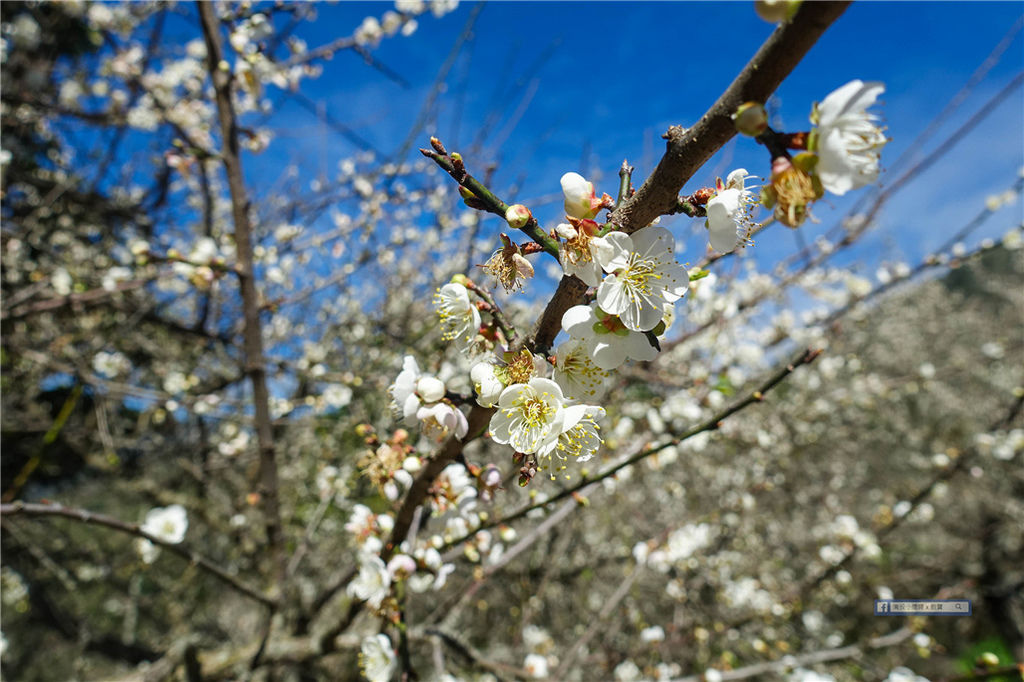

0,502,274,608
197,0,287,588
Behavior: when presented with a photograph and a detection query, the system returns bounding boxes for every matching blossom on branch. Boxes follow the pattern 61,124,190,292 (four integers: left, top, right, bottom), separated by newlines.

811,80,888,196
549,404,605,466
387,355,444,425
136,504,188,564
359,633,396,682
555,218,608,286
481,233,534,292
561,302,660,370
471,361,505,407
489,378,567,455
560,171,603,220
348,554,390,608
553,338,610,401
433,282,481,351
706,169,757,253
595,226,688,332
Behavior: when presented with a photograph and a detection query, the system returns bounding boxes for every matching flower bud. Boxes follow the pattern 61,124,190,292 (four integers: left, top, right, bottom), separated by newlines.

732,102,768,137
755,0,801,23
416,376,445,403
561,172,600,220
505,204,532,229
450,273,471,287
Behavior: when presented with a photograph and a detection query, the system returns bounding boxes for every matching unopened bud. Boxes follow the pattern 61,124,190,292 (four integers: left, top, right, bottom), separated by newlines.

505,204,532,229
733,102,769,137
450,273,471,287
429,136,447,155
755,0,801,23
976,652,1000,668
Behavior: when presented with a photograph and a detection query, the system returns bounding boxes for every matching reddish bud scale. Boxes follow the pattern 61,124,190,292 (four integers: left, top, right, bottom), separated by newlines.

520,242,544,255
780,132,810,150
689,187,716,205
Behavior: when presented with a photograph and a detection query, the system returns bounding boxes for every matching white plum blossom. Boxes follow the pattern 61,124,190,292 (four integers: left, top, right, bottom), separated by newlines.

489,378,566,455
434,282,481,351
553,339,609,401
555,219,609,286
595,226,688,332
549,404,605,465
524,653,549,678
359,633,396,682
92,350,131,378
560,171,601,220
386,554,417,580
348,554,391,608
416,401,468,440
562,302,659,370
812,80,888,195
706,169,756,253
471,361,505,407
640,625,665,643
137,504,188,564
388,356,464,438
388,355,439,425
883,668,930,682
321,384,353,409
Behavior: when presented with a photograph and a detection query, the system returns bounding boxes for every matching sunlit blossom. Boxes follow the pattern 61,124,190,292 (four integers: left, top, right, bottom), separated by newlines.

812,80,888,195
433,282,481,350
595,226,688,332
489,378,566,454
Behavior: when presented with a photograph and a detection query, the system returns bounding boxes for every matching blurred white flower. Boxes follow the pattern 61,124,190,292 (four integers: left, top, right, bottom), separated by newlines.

137,504,188,564
706,169,756,253
359,633,396,682
812,80,888,195
883,667,930,682
348,554,390,608
524,653,549,678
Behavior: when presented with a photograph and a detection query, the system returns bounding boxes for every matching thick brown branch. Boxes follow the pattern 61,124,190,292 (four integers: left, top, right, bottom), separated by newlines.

609,1,851,234
526,3,849,355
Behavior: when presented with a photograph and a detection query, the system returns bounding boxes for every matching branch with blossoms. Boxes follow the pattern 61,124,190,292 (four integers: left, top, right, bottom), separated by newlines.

325,4,936,677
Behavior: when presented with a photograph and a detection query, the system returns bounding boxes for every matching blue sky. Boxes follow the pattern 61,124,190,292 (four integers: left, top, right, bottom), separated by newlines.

245,1,1023,282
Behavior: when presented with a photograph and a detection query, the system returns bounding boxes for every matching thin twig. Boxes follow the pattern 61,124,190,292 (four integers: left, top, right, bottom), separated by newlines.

0,502,274,608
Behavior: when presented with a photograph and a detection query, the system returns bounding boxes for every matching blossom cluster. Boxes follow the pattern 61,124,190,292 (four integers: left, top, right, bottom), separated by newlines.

706,80,889,253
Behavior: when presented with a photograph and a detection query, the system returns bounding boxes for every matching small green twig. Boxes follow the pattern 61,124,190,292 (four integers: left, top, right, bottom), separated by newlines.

420,139,560,258
468,283,519,346
616,159,634,207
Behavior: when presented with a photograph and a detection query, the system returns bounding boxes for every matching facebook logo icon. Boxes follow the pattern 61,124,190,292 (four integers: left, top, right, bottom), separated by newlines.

875,600,889,615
